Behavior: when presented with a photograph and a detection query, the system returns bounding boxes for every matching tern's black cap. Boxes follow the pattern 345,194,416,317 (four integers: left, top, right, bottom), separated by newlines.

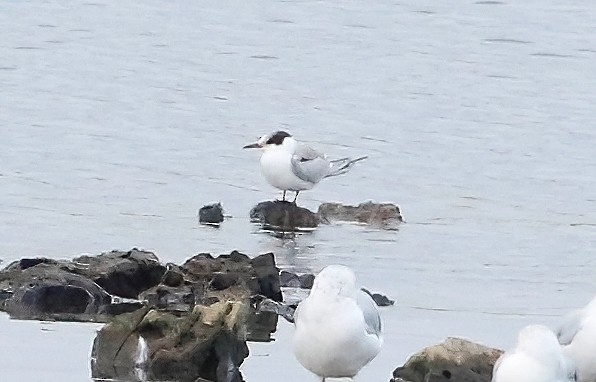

266,131,291,145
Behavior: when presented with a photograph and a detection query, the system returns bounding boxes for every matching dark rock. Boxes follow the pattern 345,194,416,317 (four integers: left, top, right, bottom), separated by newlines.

255,296,297,323
91,302,250,382
0,248,282,335
371,293,394,307
1,263,111,321
68,248,165,299
0,289,12,304
162,264,184,287
391,337,503,382
362,288,395,307
298,273,315,289
183,251,282,302
140,284,195,312
91,307,150,380
249,200,318,230
199,203,225,225
280,270,315,289
5,257,58,271
211,273,241,291
245,297,280,342
251,253,282,301
100,301,146,316
317,201,403,227
280,270,300,287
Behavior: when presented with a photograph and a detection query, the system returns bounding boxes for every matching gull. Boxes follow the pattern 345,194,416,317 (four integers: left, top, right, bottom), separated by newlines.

292,265,382,381
243,131,367,202
557,296,596,382
492,324,576,382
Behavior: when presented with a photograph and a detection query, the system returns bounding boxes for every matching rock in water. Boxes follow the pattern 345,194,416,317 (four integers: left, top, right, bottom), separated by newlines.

0,263,111,321
182,251,282,302
199,203,225,225
361,288,395,307
249,200,318,230
91,302,249,382
280,270,315,289
391,337,503,382
67,248,165,299
317,201,403,227
0,249,282,328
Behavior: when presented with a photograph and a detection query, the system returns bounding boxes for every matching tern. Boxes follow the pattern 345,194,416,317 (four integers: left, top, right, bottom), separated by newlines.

243,131,367,202
292,265,382,381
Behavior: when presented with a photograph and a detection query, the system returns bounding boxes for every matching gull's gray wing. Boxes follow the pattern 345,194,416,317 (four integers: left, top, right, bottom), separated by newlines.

491,352,507,381
557,309,584,345
357,288,382,337
290,143,332,184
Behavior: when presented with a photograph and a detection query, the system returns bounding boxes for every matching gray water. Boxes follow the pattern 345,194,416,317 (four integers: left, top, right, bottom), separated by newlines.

1,0,596,381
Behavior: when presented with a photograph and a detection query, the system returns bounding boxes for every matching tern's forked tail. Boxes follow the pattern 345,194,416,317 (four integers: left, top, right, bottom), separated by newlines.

325,156,368,178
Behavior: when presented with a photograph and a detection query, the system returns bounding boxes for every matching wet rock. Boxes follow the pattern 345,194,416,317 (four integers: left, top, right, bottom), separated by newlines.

99,301,146,316
0,289,11,304
4,257,58,271
1,263,112,321
250,200,318,230
391,337,503,382
255,296,297,323
199,203,225,225
251,252,282,300
91,302,250,382
139,284,195,312
318,201,403,227
91,307,151,380
280,270,300,287
183,251,282,302
67,248,166,299
0,248,282,334
280,270,315,289
371,293,394,307
161,264,184,287
362,288,395,307
298,273,315,289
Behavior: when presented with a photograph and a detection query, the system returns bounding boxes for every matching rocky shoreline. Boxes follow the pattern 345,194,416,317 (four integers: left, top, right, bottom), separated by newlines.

0,248,283,381
0,246,505,382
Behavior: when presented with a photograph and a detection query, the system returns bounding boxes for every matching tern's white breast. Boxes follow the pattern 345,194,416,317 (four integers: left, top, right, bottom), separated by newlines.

260,147,313,191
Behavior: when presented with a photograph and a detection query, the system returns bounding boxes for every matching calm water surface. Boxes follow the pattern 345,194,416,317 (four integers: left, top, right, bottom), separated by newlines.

1,0,596,381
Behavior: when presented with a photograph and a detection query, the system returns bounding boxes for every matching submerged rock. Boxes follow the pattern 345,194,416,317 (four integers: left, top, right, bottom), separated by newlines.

249,200,318,230
91,302,249,382
0,263,111,321
391,337,503,382
199,203,225,225
318,201,403,227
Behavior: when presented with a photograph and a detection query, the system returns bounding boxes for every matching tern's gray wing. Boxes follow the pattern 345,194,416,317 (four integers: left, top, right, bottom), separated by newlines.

290,143,332,184
357,288,382,337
